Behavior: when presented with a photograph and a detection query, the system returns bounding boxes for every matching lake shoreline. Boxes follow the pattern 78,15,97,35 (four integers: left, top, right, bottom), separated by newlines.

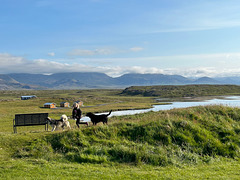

81,95,240,122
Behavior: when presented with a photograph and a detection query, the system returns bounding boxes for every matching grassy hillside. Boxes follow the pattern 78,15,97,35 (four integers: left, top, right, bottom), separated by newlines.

1,105,240,179
121,85,240,97
8,105,240,166
1,89,240,179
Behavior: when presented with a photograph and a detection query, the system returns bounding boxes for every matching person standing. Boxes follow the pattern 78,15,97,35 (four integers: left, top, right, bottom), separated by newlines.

72,102,82,128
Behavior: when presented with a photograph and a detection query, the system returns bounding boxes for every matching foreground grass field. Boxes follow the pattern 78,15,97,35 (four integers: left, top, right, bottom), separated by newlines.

1,89,240,179
1,158,240,179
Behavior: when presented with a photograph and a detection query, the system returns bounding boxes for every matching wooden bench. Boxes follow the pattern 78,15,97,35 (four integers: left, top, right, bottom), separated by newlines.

13,113,49,133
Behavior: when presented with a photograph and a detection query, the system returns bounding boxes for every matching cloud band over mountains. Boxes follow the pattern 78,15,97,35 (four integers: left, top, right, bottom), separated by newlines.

1,53,240,78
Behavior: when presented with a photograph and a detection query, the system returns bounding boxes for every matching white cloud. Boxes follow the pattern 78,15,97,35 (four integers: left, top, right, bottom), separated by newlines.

1,53,240,78
129,47,144,52
69,49,96,56
0,53,26,65
68,46,144,57
68,48,119,56
48,52,55,57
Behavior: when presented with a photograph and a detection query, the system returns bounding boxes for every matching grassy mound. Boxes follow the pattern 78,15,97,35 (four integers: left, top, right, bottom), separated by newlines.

13,105,240,166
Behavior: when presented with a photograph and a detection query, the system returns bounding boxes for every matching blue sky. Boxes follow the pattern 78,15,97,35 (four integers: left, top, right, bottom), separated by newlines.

1,0,240,77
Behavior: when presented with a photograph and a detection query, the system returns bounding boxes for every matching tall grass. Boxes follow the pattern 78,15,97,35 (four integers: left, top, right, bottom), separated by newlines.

11,105,240,167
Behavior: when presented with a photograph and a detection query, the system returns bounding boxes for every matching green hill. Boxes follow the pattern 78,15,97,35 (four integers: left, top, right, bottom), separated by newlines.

2,105,239,166
121,84,240,97
1,105,240,179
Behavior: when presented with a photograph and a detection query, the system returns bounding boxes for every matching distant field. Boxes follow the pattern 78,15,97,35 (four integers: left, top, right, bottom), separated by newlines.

1,88,240,179
0,89,157,133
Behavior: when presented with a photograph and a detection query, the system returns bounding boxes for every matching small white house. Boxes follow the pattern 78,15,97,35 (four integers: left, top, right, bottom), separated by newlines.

21,95,37,100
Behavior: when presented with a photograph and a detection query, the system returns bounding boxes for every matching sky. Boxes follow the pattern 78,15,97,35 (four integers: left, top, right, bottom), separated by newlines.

1,0,240,77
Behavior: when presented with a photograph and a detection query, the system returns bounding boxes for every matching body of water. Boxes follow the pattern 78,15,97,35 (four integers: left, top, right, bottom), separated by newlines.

80,96,240,122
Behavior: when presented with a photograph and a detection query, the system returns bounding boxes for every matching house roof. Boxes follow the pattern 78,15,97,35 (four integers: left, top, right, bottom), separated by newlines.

21,95,37,98
44,103,56,105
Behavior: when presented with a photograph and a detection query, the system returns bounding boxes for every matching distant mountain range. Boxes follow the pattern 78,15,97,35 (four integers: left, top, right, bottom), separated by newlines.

0,72,240,90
